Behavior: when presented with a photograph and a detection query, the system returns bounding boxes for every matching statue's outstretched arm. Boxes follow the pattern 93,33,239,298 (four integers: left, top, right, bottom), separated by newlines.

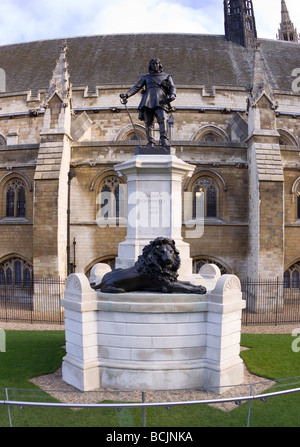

120,76,146,101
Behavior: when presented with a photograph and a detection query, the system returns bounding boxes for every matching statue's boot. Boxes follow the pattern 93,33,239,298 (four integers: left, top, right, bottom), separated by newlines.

159,121,170,147
145,125,155,147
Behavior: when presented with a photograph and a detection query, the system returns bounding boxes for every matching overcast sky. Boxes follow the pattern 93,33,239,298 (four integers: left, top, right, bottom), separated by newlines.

0,0,299,45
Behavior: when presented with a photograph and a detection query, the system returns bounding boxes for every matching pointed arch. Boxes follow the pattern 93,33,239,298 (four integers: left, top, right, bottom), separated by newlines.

0,254,33,286
0,172,32,220
89,169,124,192
185,169,228,221
184,169,228,192
291,176,300,195
193,256,233,275
278,129,299,146
0,171,33,192
90,169,127,223
115,124,147,142
284,260,300,289
84,255,116,277
191,125,230,143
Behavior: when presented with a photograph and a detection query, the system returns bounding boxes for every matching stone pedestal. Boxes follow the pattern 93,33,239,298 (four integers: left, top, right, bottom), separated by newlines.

114,151,195,278
62,269,245,394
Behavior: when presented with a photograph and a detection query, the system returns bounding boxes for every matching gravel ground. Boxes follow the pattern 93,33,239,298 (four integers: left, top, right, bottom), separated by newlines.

29,363,275,412
2,321,297,412
1,321,299,333
0,322,64,330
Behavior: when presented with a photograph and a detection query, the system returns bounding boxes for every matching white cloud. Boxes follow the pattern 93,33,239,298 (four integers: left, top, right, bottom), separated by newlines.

0,0,299,45
98,0,216,35
0,0,223,44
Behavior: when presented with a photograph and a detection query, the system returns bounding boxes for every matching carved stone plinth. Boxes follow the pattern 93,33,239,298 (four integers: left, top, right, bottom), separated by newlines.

62,268,245,393
114,152,195,278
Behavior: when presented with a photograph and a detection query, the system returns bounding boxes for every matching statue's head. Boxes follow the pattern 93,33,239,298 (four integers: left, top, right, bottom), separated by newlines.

148,58,163,74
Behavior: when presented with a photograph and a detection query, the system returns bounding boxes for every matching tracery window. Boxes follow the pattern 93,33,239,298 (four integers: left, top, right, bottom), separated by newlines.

0,258,33,286
116,125,147,142
192,178,218,219
97,176,126,222
203,133,220,142
5,179,26,218
191,126,229,143
284,262,300,289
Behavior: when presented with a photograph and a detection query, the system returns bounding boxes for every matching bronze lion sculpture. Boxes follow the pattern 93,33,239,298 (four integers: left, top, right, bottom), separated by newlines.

90,237,206,294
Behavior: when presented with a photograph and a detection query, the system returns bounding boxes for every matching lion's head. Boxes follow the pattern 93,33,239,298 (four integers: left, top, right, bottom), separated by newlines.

135,237,181,283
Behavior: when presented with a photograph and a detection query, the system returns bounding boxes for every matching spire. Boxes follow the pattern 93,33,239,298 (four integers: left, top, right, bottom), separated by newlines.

281,0,291,22
40,41,72,136
224,0,257,48
247,42,279,137
248,42,277,108
277,0,299,42
42,41,72,108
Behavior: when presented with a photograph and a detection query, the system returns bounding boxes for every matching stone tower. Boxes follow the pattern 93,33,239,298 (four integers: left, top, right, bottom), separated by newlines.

247,43,284,281
277,0,299,42
33,43,72,278
224,0,257,47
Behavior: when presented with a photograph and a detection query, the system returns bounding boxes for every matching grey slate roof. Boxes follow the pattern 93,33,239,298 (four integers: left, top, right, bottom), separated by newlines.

0,33,299,94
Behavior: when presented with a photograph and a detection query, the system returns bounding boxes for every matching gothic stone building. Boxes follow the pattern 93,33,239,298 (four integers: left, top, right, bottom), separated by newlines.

0,0,300,289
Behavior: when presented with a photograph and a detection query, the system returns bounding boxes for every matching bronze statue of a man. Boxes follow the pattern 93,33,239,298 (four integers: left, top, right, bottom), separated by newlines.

120,58,176,147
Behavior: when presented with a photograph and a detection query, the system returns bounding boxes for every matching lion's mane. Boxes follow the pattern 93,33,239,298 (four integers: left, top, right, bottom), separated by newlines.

135,237,181,283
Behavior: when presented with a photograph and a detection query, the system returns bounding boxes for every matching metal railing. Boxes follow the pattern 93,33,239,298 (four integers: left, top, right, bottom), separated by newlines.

1,276,300,326
0,277,65,324
1,377,300,427
242,278,300,325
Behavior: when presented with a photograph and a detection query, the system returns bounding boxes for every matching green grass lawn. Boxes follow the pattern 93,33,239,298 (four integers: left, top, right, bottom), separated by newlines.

0,330,300,427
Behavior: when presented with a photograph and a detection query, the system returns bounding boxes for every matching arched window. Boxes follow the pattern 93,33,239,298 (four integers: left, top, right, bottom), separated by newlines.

116,125,147,142
284,262,300,290
0,257,33,286
5,179,26,218
291,179,300,221
192,178,218,219
278,129,299,147
191,126,229,143
97,176,126,224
